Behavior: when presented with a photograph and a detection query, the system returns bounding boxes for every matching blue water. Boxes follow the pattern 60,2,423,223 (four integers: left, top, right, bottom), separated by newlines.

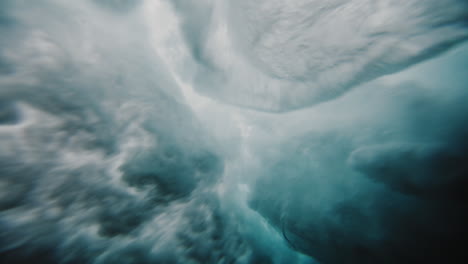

0,1,467,263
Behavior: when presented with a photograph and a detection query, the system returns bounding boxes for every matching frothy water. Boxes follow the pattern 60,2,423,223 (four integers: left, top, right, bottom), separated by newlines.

1,1,467,264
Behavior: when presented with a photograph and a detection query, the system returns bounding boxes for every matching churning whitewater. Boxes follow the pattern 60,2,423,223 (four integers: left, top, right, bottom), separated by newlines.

0,1,468,264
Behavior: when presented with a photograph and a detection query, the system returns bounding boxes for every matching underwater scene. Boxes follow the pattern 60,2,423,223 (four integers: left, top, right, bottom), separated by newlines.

1,1,468,263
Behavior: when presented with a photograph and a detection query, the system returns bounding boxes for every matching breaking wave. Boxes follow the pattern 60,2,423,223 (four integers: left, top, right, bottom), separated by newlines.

0,1,467,264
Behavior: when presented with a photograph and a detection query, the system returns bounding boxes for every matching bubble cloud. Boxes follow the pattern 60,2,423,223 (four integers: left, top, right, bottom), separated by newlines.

0,1,467,264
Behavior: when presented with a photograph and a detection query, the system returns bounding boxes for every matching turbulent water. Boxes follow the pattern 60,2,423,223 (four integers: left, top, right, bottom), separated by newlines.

0,1,468,263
